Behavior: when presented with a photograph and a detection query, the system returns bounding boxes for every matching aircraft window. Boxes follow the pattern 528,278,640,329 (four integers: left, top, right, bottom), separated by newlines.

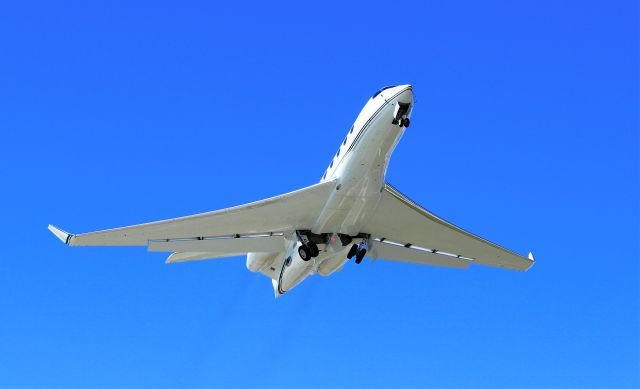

371,85,396,99
336,148,340,157
330,160,333,168
322,171,327,180
349,126,354,134
343,137,347,145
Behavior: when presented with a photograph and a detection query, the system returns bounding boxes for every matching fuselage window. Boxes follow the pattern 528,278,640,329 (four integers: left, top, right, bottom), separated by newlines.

330,160,333,168
349,126,354,134
343,137,347,146
336,148,340,157
322,171,327,180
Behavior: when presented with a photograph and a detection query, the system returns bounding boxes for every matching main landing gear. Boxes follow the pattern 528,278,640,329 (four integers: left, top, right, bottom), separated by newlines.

295,230,368,264
347,243,367,264
298,241,319,261
297,232,320,262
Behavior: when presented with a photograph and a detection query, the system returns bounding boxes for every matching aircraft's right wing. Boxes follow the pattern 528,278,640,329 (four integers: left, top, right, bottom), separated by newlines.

48,180,337,249
363,183,534,271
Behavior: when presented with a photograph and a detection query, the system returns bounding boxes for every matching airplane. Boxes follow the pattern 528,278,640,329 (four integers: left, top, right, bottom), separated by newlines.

49,84,534,297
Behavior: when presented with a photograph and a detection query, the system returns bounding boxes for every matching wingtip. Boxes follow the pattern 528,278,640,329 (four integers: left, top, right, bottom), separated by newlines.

48,224,73,245
528,252,535,261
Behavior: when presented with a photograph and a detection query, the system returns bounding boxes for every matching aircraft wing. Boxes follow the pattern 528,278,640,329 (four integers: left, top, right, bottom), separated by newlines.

48,180,337,248
364,183,534,271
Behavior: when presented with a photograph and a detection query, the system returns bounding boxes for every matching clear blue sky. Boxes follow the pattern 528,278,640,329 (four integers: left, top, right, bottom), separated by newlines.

1,1,638,387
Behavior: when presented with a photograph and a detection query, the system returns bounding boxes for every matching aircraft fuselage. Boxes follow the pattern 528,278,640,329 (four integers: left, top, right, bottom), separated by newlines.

247,85,414,296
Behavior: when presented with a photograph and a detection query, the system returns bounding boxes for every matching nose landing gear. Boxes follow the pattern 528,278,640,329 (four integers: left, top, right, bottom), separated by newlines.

392,102,411,128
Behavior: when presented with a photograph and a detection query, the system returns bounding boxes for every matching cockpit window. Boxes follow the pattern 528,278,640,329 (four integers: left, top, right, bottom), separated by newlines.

371,85,396,99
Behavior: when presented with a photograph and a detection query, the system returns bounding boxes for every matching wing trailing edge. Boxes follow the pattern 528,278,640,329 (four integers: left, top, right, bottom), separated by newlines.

363,183,535,271
47,179,337,247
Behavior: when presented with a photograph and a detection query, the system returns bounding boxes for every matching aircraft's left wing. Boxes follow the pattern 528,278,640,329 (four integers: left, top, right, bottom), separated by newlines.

48,180,337,247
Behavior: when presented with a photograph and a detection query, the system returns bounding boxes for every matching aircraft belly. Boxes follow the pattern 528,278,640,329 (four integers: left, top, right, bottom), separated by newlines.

311,191,380,235
313,127,400,235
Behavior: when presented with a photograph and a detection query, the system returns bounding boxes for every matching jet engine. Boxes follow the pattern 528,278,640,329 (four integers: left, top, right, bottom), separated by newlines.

246,252,278,273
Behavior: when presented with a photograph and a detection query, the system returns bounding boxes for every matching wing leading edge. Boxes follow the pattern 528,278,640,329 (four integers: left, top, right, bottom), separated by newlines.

364,183,534,271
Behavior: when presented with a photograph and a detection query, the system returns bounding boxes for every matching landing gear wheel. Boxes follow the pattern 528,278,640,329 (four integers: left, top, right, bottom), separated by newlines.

355,249,367,264
307,242,319,257
347,244,358,259
402,117,410,128
298,245,312,261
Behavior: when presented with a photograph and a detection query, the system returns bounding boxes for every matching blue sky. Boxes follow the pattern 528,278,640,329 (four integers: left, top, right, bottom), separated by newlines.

0,0,638,387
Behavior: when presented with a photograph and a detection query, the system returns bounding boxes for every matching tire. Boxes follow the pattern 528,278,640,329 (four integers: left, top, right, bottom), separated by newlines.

298,245,312,261
355,249,366,264
402,118,410,128
307,242,320,257
347,244,358,259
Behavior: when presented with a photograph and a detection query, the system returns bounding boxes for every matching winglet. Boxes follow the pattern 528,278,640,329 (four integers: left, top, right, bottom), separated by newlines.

528,252,535,261
48,225,73,245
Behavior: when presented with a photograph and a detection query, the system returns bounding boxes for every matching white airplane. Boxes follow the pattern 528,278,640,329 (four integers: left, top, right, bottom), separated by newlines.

49,85,534,296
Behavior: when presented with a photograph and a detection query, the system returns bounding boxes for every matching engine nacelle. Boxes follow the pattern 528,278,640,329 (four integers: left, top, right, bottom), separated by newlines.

246,252,278,273
317,250,349,276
